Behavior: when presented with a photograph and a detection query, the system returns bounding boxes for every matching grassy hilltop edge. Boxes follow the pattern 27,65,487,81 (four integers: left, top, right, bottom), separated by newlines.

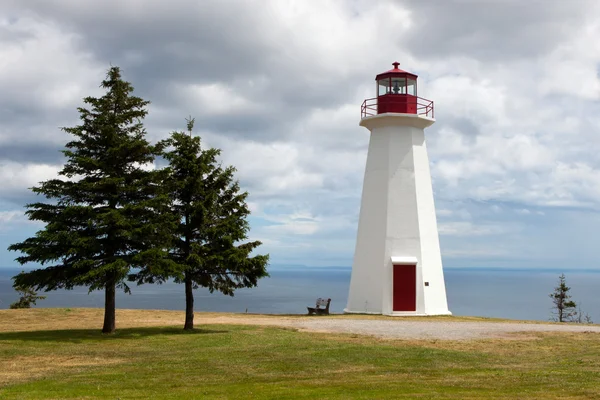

1,308,599,399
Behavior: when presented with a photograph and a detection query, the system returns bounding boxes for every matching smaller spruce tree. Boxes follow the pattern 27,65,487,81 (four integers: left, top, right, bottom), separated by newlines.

131,118,269,330
549,273,577,322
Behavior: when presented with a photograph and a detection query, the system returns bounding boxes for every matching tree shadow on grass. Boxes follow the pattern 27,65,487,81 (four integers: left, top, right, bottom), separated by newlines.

0,326,231,343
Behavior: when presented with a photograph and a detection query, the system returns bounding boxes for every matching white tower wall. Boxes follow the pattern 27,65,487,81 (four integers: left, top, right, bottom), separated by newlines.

345,113,451,316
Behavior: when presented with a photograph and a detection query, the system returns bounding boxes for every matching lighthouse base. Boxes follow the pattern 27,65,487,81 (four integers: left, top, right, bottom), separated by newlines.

342,309,452,317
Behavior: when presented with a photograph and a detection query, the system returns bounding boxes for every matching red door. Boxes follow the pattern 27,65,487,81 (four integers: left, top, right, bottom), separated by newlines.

393,265,416,311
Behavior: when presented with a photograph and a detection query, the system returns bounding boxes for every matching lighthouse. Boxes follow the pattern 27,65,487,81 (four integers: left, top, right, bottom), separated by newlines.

344,62,451,316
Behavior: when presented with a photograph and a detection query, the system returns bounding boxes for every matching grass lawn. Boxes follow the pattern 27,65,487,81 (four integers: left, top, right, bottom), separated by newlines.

1,309,599,399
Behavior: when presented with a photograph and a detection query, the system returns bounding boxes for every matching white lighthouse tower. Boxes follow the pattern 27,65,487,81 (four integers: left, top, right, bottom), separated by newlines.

345,62,451,316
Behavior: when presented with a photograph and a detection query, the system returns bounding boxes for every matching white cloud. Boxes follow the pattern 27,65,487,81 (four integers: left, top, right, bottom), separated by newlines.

0,162,61,201
436,208,453,217
264,220,319,236
442,247,511,259
539,22,600,100
0,210,23,223
180,83,261,115
0,210,40,233
438,221,517,237
0,16,102,112
215,139,325,195
2,0,600,268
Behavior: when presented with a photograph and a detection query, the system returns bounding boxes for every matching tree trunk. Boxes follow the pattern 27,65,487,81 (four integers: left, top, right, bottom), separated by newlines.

559,307,564,322
102,278,116,333
558,296,564,322
184,273,194,330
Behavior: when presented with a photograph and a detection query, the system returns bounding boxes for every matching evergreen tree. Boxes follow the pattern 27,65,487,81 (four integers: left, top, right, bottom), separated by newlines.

549,273,577,322
131,118,269,330
8,67,173,333
10,284,46,309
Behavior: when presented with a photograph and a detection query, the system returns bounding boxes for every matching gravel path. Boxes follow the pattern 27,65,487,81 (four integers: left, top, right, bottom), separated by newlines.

207,316,600,340
284,319,600,340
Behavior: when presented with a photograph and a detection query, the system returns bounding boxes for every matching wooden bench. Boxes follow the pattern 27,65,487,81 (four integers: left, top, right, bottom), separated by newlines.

307,298,331,315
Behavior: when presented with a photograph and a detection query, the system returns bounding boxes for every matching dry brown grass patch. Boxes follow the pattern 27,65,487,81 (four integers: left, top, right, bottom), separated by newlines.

0,308,188,333
0,354,123,387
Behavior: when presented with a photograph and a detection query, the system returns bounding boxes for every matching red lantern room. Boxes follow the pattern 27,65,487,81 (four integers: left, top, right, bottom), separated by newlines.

361,62,434,118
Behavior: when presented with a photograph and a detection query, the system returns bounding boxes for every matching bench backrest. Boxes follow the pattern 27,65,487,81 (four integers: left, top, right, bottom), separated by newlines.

316,298,330,307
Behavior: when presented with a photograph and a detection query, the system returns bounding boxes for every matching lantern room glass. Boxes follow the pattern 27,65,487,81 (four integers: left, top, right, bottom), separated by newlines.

407,78,417,96
378,79,390,95
377,76,416,96
391,77,406,94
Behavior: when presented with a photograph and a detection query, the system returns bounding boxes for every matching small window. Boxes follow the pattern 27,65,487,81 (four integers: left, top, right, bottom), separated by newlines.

378,79,390,96
407,78,417,96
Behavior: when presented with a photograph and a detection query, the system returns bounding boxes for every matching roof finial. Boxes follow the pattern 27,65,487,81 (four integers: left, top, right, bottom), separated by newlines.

392,61,400,69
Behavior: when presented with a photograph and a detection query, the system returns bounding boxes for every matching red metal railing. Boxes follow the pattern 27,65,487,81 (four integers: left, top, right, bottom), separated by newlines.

360,96,434,119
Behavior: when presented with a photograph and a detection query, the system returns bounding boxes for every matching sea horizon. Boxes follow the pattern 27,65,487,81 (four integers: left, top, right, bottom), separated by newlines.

2,265,599,323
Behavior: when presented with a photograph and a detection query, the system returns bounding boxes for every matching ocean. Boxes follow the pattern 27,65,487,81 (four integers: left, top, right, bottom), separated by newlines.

1,266,599,323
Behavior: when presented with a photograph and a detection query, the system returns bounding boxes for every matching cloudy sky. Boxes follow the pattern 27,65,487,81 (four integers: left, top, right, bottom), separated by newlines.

1,0,600,271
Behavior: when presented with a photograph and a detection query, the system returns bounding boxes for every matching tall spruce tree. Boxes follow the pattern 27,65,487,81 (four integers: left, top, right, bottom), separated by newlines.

131,118,269,330
9,67,173,333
